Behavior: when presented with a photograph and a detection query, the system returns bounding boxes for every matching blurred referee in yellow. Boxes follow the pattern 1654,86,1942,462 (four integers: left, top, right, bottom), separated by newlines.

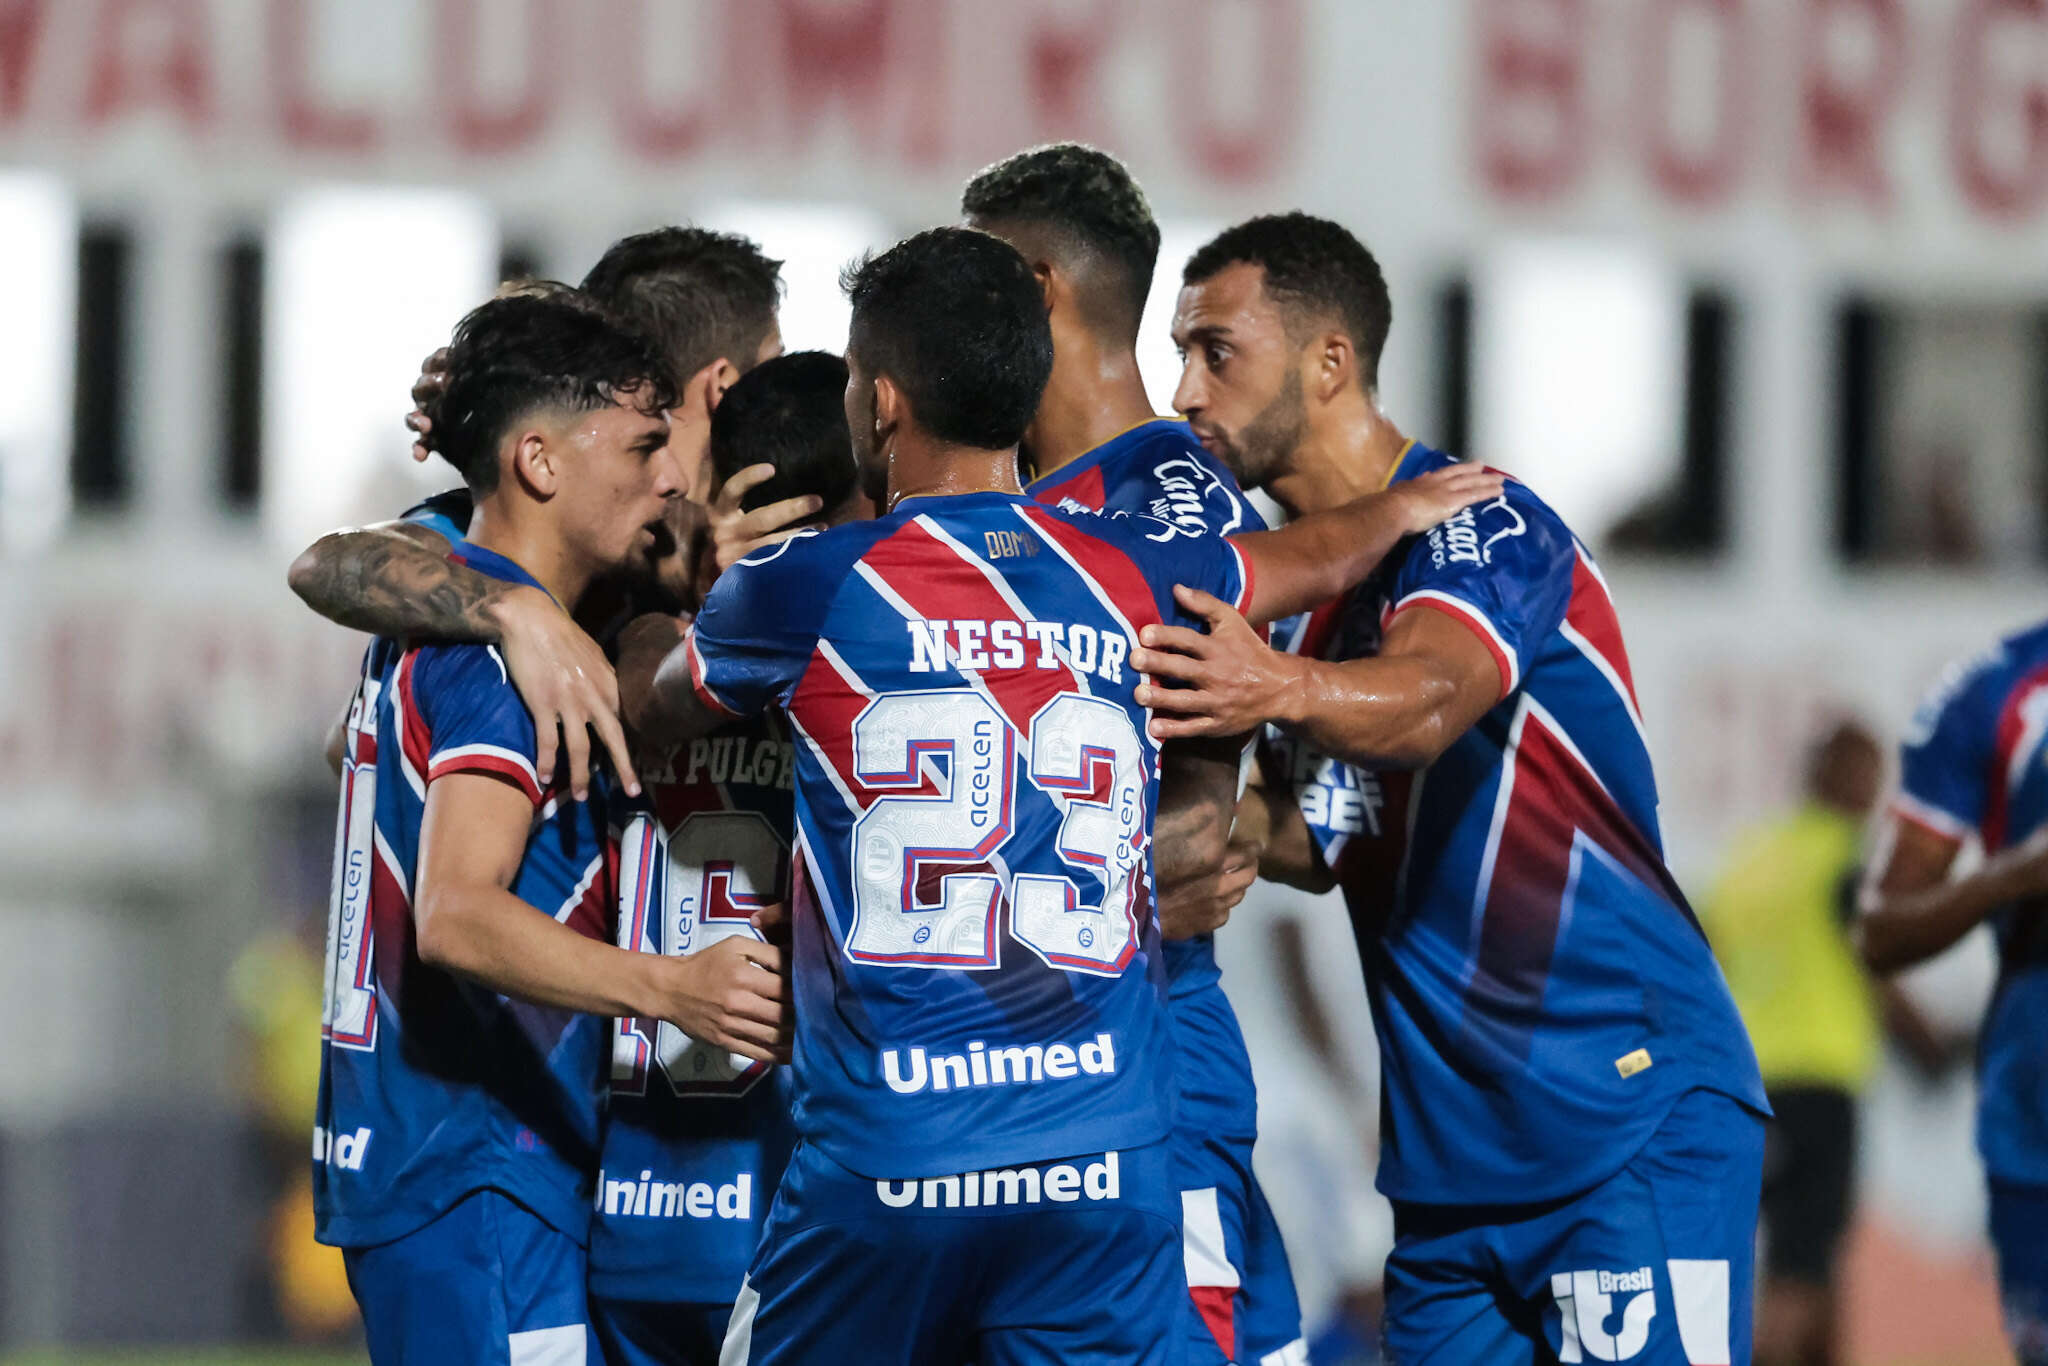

1701,719,1955,1366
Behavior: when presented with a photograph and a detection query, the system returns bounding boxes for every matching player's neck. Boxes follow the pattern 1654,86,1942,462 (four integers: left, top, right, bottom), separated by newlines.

885,436,1026,511
465,502,596,610
1023,342,1158,480
1264,404,1411,520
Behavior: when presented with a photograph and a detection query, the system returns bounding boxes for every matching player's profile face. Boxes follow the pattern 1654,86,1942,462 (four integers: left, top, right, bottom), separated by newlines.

558,391,683,573
1169,263,1301,488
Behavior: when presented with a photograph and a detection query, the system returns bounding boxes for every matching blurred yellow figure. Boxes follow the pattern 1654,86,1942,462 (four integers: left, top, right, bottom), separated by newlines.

1701,720,1946,1366
229,929,358,1340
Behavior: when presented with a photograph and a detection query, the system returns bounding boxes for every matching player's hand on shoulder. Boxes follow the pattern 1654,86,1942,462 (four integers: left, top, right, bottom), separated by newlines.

708,463,824,580
403,346,452,464
1386,463,1507,536
1132,585,1308,739
655,933,792,1064
616,611,692,743
1157,837,1260,939
491,586,639,801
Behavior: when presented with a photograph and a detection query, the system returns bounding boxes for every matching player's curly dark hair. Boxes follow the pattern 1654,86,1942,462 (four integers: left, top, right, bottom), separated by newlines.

960,142,1160,343
841,227,1052,451
425,289,679,495
1183,212,1393,392
580,226,784,392
710,350,858,516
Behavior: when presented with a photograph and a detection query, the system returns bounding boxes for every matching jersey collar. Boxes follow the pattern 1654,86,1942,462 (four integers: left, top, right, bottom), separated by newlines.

1026,417,1189,497
1379,438,1425,489
448,543,557,607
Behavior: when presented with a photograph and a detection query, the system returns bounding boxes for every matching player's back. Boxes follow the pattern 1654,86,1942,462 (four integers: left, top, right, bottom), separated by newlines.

1898,620,2048,1185
685,490,1255,1179
1272,444,1764,1207
314,546,613,1249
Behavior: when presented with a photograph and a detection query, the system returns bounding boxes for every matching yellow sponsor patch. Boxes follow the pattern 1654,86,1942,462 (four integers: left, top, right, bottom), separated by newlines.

1615,1048,1653,1079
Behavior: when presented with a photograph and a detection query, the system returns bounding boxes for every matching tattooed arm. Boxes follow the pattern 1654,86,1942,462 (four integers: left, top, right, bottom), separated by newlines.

1152,734,1256,940
287,520,640,799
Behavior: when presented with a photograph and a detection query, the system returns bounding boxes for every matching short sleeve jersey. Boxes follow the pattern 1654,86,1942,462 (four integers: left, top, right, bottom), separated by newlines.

1894,621,2048,1184
1027,417,1266,1001
313,544,614,1248
1262,443,1766,1206
686,490,1253,1178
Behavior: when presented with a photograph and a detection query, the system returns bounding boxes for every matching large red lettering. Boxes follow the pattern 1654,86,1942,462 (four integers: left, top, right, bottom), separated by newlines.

270,0,377,151
83,0,211,129
1640,0,1748,205
1026,0,1119,144
611,0,720,161
1476,0,1588,201
1169,0,1302,182
1798,0,1905,206
438,0,556,156
1951,0,2048,218
0,0,46,122
767,0,945,166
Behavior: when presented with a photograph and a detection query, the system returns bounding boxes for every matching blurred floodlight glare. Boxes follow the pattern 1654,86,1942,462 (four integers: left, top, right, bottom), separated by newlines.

1474,241,1685,543
1141,219,1228,416
699,202,891,357
263,187,496,550
0,173,76,554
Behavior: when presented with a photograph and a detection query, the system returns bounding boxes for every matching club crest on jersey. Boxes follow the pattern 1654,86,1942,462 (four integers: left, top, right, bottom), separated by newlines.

1428,494,1524,568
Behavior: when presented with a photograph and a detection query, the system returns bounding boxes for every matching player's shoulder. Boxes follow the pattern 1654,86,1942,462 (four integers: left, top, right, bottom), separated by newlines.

1905,625,2045,745
1107,421,1262,535
1402,461,1572,585
405,638,518,705
402,487,474,545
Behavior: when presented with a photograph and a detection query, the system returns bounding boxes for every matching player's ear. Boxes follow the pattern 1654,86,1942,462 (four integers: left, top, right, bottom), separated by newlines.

703,357,741,411
1312,330,1355,404
510,427,559,499
872,373,906,448
1031,259,1057,313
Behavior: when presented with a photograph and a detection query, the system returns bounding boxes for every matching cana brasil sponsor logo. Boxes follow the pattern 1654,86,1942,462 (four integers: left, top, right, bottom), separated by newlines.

595,1169,754,1221
876,1151,1122,1209
312,1125,372,1172
880,1033,1117,1095
1428,494,1524,568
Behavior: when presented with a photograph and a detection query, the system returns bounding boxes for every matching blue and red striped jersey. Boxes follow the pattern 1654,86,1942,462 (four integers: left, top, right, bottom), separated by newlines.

1028,417,1266,1004
590,717,799,1300
313,544,614,1248
1265,443,1764,1206
685,490,1252,1178
1895,619,2048,1185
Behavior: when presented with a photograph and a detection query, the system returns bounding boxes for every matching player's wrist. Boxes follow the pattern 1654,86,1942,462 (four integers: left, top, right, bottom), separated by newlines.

1269,651,1317,729
479,584,555,644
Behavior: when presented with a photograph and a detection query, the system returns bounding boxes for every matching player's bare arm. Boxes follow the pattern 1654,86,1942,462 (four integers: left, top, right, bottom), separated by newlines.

1232,775,1337,894
1856,817,2048,974
417,771,791,1061
616,611,733,749
289,519,638,800
1132,590,1500,766
1152,734,1254,939
1228,464,1503,625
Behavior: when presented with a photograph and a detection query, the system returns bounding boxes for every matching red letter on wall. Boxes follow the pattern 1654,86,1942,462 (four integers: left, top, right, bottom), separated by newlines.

1169,0,1303,183
1951,0,2048,218
1476,0,1588,202
612,0,716,161
439,0,557,156
83,0,212,129
1641,0,1748,206
1798,0,1905,207
0,0,48,122
270,0,377,152
1027,0,1118,145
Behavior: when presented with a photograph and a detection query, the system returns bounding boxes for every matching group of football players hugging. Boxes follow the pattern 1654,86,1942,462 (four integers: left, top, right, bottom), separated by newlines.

291,140,1800,1366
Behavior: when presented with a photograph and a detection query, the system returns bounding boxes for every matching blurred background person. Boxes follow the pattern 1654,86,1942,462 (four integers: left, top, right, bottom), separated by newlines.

1700,718,1958,1366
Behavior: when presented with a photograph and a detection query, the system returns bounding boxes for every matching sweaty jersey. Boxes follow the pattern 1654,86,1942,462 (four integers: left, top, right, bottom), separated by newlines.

591,720,800,1301
1264,443,1765,1207
684,490,1253,1178
1895,620,2048,1186
314,544,613,1248
1027,417,1265,1000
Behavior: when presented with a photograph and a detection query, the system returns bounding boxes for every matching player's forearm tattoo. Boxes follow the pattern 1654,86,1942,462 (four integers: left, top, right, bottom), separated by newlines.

1152,784,1232,886
291,527,508,641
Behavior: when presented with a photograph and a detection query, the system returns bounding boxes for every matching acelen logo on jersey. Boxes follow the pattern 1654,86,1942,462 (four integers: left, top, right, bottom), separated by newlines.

880,1033,1117,1095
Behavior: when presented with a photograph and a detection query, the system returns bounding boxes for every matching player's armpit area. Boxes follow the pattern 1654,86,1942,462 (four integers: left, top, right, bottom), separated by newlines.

618,615,731,749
